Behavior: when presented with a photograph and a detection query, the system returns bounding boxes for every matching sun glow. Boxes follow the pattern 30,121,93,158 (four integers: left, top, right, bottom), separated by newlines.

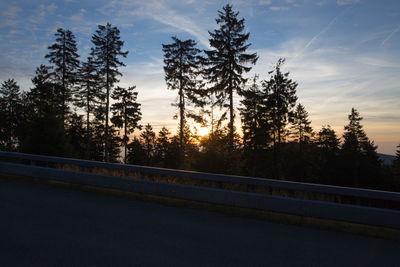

191,125,210,137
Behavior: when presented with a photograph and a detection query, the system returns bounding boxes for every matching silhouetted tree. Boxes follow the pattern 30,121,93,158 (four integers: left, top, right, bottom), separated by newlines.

127,137,147,165
91,23,128,162
162,37,204,168
291,103,313,151
318,125,339,153
239,75,270,176
263,58,297,177
0,79,22,150
75,56,104,159
45,28,80,129
140,124,156,166
111,86,142,163
204,4,258,150
155,127,171,167
393,144,400,179
20,67,69,156
341,108,380,187
65,113,86,159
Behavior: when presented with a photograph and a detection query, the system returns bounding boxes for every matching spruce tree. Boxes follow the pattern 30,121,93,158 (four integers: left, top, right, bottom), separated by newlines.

162,36,204,168
91,23,128,162
291,103,313,150
262,58,297,177
45,28,80,128
204,4,258,150
75,56,104,159
111,86,142,164
318,125,339,152
140,123,156,166
341,108,380,187
155,127,172,167
0,79,22,150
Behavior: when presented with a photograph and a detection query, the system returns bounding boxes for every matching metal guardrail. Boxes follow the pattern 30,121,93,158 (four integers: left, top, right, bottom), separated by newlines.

0,151,400,229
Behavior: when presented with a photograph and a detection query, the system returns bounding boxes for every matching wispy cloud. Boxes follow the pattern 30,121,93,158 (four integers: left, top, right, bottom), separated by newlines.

381,24,400,47
270,6,289,11
2,6,21,17
336,0,360,6
259,0,272,5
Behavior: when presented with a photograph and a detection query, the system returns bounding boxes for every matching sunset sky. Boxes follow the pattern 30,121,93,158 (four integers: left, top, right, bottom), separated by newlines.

1,0,399,154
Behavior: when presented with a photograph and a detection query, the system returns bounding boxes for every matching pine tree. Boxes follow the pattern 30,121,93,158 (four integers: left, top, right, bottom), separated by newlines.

262,58,297,177
204,4,258,150
75,56,104,159
342,108,369,153
0,79,22,150
393,144,400,178
162,37,204,168
45,28,80,128
111,86,142,164
155,127,171,167
239,75,269,152
91,23,128,162
140,123,156,166
21,66,68,156
318,125,339,152
341,108,380,187
263,58,298,148
291,103,313,151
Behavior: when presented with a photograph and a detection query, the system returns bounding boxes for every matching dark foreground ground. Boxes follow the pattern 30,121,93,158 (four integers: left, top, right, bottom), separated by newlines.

0,176,399,267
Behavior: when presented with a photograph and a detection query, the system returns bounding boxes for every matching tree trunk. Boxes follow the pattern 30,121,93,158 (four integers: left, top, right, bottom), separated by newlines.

105,70,109,162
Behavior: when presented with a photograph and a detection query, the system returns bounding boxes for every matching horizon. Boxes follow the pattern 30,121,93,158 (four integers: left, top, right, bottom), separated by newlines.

1,0,399,155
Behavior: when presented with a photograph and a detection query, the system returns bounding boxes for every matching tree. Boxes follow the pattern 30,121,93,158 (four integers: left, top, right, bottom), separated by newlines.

263,58,297,177
204,4,258,150
140,124,156,166
318,125,339,153
291,103,313,151
91,23,128,162
20,66,69,156
341,108,380,187
239,75,269,151
162,36,204,168
393,144,400,178
75,56,104,159
111,86,142,164
0,79,22,150
45,28,80,128
155,127,172,168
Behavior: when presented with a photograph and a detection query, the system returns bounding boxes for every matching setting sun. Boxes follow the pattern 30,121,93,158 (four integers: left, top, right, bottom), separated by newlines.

191,126,210,137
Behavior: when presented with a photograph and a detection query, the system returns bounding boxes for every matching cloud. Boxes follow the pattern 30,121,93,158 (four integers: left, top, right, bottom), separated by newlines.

381,25,400,47
336,0,360,6
259,0,272,5
269,6,289,11
2,6,21,17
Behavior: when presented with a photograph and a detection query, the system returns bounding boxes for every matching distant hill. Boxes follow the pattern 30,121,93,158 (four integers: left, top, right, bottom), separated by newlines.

378,153,396,165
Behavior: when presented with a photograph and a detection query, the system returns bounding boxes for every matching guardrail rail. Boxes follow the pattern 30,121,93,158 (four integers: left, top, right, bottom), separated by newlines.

0,151,399,230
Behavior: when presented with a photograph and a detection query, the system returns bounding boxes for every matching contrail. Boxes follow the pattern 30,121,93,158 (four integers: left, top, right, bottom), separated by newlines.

381,24,400,47
289,5,353,62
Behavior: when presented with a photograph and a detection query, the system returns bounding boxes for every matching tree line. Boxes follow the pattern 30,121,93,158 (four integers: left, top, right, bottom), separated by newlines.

0,4,399,191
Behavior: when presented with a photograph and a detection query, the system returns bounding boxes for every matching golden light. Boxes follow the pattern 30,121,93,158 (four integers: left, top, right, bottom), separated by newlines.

191,125,210,137
197,126,210,137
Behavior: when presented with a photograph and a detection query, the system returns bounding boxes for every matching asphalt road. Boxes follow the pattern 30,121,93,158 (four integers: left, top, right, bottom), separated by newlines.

0,176,399,267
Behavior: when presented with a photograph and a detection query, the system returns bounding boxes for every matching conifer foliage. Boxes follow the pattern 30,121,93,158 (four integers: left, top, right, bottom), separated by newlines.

162,37,204,168
111,86,142,164
45,28,80,127
204,4,258,150
0,79,22,150
91,23,128,162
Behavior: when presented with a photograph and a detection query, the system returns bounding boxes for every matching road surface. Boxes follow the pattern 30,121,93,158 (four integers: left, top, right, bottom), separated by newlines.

0,176,399,266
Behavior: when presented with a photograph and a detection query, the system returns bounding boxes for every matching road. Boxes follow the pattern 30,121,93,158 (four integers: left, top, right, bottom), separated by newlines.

0,176,399,266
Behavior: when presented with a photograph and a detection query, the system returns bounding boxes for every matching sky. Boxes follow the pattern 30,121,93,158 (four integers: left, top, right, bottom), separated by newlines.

0,0,399,155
